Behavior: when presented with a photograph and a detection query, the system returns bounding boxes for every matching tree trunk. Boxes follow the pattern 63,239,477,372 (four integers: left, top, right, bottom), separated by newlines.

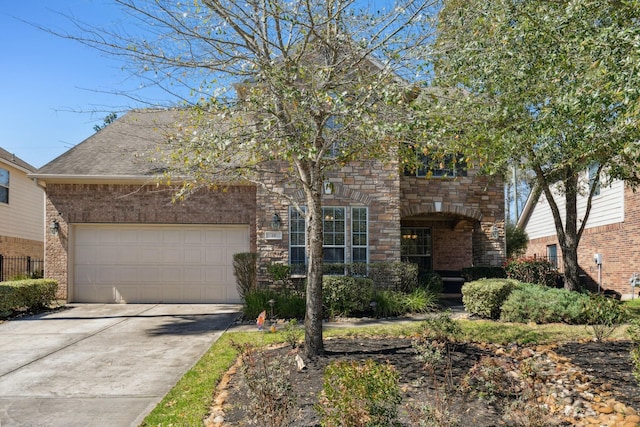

303,179,324,358
561,173,581,291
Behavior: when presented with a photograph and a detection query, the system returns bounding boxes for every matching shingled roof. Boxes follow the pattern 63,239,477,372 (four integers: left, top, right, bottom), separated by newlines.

0,147,36,173
32,109,185,180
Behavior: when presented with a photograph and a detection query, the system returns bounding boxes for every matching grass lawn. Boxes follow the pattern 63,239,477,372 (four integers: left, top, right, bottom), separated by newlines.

139,305,639,427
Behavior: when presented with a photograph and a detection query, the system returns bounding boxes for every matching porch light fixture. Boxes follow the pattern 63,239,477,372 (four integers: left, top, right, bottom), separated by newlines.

491,224,499,240
271,213,282,230
50,219,60,236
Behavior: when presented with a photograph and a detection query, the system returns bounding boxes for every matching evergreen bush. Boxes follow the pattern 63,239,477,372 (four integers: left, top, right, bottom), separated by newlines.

461,279,518,319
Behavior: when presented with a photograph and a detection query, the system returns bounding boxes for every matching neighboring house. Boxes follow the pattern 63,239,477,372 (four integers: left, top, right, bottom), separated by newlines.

518,171,637,298
0,148,45,280
30,109,505,304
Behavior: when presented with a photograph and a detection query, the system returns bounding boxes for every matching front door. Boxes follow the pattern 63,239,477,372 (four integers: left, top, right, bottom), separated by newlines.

401,227,432,276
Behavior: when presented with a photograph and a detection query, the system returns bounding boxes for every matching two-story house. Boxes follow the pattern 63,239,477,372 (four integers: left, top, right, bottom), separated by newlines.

31,109,504,304
518,168,638,298
0,148,44,281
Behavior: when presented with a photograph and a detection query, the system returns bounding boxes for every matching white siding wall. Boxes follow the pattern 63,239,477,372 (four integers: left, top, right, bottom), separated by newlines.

0,163,44,242
525,178,624,240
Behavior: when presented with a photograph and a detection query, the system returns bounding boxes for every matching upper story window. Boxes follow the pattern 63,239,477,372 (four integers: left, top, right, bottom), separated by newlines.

588,162,601,196
0,168,9,204
323,115,345,159
405,153,467,178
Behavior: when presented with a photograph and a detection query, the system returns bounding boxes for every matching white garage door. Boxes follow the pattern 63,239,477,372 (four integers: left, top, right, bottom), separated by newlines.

72,224,249,303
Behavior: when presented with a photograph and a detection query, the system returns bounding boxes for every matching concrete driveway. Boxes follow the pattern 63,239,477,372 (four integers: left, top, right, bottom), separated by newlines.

0,304,241,427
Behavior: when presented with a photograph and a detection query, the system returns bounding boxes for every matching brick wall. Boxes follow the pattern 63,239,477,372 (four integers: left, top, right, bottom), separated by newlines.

45,183,256,299
400,170,506,268
0,235,44,259
525,185,640,298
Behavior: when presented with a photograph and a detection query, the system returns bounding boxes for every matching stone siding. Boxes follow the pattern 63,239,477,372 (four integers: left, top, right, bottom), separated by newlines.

401,170,505,269
256,160,402,283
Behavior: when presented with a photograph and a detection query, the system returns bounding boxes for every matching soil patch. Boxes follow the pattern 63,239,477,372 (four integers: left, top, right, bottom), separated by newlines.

211,337,640,426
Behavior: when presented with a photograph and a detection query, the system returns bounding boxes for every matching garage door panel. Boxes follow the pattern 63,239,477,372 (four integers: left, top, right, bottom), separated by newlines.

73,225,248,303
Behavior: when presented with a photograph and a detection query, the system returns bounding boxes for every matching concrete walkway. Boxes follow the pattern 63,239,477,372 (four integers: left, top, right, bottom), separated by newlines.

0,304,240,427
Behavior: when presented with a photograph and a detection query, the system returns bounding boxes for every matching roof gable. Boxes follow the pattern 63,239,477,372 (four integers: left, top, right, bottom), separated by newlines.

33,109,184,179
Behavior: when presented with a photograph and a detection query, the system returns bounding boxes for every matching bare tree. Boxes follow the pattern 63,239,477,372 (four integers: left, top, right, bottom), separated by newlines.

48,0,438,357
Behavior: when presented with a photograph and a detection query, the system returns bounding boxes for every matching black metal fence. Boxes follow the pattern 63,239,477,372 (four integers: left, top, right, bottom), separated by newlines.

0,256,44,282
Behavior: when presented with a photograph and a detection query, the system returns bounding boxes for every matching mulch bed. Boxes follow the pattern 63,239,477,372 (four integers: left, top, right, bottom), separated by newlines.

213,336,640,426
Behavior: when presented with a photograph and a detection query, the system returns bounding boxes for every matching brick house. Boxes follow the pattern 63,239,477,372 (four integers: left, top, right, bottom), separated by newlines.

518,172,638,298
31,109,505,303
0,148,44,280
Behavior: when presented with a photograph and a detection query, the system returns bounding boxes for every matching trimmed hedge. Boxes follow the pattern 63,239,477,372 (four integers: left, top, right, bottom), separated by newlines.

505,258,559,287
0,279,58,316
500,284,589,324
323,276,374,318
461,278,519,319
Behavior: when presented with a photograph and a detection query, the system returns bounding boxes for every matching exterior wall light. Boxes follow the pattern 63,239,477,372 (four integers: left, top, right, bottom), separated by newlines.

50,219,60,236
271,213,282,230
491,224,500,240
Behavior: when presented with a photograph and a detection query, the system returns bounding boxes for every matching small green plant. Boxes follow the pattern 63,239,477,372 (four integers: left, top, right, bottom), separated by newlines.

581,294,628,341
282,319,303,348
234,342,296,427
420,311,462,342
403,288,439,314
317,359,401,427
628,320,640,384
266,262,291,283
372,290,406,318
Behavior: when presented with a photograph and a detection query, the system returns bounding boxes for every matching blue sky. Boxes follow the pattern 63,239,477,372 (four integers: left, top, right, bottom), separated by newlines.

1,1,180,168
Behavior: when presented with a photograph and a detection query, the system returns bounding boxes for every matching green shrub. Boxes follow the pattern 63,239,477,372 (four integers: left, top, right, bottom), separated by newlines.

505,257,559,287
242,288,306,320
499,284,589,324
323,276,373,318
461,266,506,281
461,279,518,319
581,294,628,341
233,252,257,300
0,279,58,316
628,320,640,384
275,291,306,320
371,290,406,318
365,262,419,292
403,288,439,314
317,359,401,427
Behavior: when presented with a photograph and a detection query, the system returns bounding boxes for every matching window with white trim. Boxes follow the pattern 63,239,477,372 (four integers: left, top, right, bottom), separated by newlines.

351,207,368,264
323,207,345,264
289,207,306,272
0,168,9,204
288,206,368,273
